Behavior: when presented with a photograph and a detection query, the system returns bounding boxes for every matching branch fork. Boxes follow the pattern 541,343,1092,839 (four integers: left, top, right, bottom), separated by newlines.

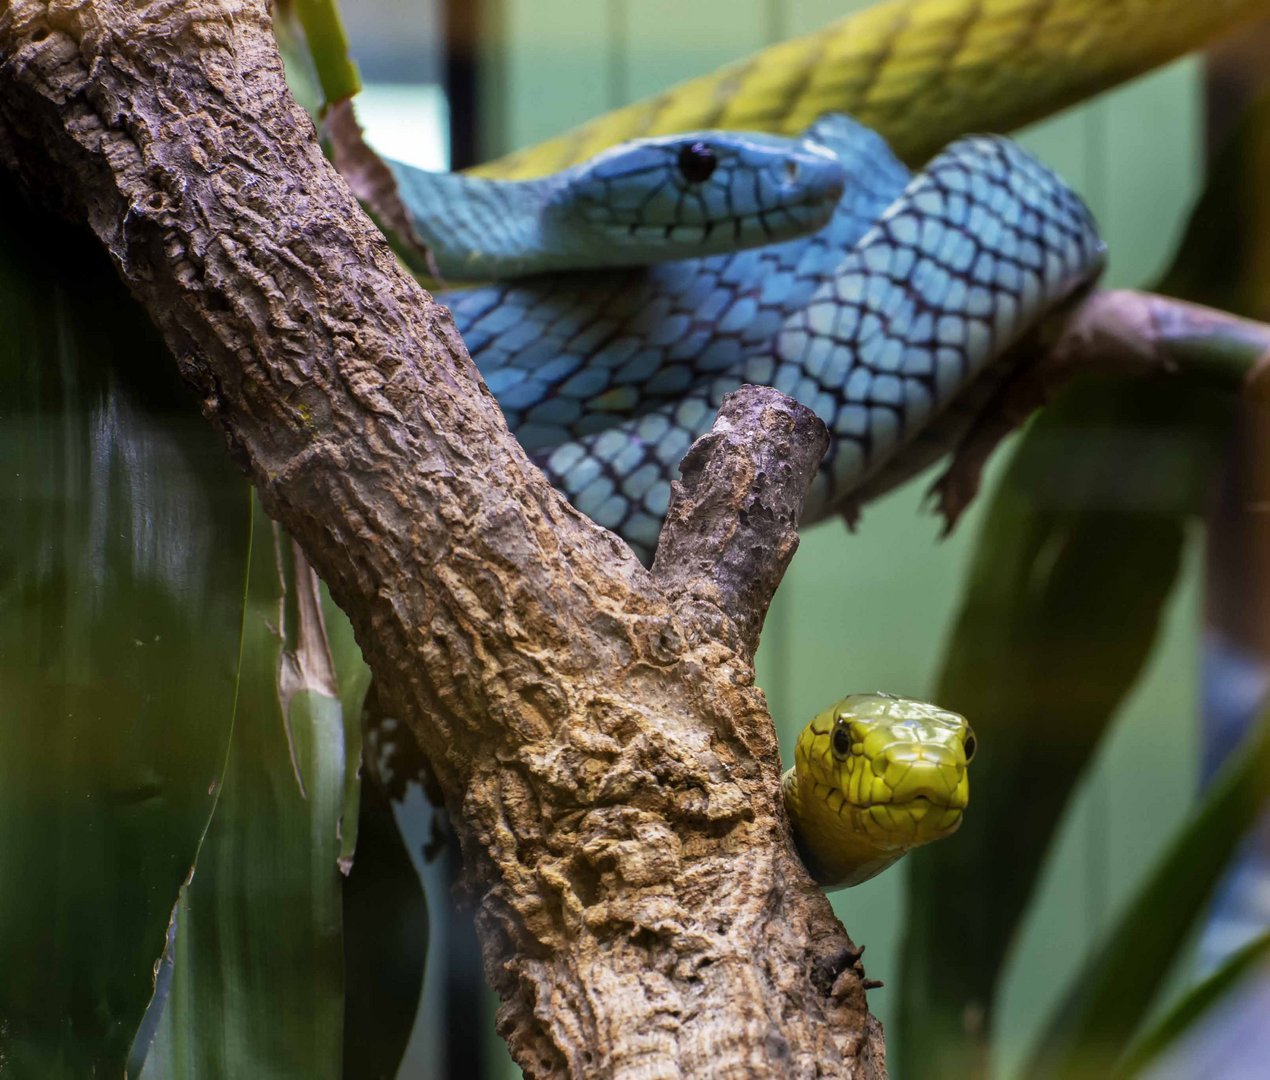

0,4,880,1075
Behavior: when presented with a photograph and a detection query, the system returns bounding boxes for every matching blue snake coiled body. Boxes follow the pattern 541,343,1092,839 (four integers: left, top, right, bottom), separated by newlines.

431,116,1106,561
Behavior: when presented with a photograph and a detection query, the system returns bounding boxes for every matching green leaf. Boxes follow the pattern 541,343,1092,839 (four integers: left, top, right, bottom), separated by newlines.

1022,710,1270,1079
273,0,328,121
0,181,250,1075
320,586,370,874
893,374,1237,1079
341,772,429,1080
139,503,349,1078
1113,929,1270,1079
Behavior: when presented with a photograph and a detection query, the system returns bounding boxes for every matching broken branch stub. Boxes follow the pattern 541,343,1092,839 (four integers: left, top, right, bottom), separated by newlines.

653,385,829,660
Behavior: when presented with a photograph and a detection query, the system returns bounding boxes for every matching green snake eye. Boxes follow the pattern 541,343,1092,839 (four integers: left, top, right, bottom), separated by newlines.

963,731,977,762
831,724,852,758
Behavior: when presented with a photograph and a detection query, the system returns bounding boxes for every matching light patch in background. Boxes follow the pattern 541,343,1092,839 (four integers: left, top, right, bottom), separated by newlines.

357,83,450,171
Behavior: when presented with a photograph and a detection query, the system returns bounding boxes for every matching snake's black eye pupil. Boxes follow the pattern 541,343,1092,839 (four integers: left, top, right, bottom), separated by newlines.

964,733,977,762
832,726,852,757
677,142,717,183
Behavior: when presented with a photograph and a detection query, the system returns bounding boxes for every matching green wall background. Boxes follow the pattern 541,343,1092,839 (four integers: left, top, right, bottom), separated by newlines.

476,3,1206,1074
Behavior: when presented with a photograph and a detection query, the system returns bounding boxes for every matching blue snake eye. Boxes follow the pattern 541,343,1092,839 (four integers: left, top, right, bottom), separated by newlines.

832,725,852,758
677,142,717,184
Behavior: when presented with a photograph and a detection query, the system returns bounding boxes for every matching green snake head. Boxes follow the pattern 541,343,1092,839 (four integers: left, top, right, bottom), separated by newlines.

540,131,847,261
782,692,975,890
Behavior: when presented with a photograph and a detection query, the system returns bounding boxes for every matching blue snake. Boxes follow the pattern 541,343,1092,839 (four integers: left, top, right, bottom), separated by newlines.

404,116,1106,563
388,131,847,280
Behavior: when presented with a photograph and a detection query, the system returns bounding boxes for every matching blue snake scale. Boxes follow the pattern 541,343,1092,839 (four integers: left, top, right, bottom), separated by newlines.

436,116,1105,561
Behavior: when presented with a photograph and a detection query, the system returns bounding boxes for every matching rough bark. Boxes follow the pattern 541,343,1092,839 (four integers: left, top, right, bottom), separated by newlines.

0,2,884,1076
652,387,829,660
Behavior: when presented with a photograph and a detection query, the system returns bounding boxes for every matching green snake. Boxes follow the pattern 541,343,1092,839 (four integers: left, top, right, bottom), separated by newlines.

783,694,975,889
474,0,1270,179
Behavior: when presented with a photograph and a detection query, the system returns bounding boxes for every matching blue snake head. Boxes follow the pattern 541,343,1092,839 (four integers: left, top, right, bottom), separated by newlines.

541,131,847,263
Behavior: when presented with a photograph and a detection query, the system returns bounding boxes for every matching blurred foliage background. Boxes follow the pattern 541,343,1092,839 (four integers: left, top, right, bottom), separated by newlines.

1,1,1269,1078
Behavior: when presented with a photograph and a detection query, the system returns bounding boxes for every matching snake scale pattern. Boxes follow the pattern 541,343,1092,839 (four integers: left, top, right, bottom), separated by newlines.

440,116,1104,562
477,0,1270,180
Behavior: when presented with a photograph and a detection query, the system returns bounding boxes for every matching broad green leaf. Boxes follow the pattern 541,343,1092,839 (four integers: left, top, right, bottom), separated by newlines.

1113,929,1270,1078
341,773,428,1080
1023,711,1270,1078
893,374,1238,1080
140,502,348,1078
0,181,250,1074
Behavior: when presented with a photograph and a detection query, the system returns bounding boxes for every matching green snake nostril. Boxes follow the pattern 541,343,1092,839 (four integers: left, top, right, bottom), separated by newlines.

892,761,953,803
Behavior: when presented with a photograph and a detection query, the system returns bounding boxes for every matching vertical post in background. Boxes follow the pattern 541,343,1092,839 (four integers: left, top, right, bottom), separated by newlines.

444,0,481,170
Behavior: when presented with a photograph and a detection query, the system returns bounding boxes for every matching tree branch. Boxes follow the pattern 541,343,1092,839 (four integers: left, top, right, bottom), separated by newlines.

653,387,829,661
931,289,1270,528
0,2,882,1076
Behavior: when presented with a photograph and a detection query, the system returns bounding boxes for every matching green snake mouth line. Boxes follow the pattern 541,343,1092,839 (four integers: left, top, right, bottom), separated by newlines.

854,794,950,809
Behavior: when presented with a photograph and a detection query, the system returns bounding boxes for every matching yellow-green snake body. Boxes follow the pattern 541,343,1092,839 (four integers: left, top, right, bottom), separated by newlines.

477,0,1270,180
784,693,975,889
